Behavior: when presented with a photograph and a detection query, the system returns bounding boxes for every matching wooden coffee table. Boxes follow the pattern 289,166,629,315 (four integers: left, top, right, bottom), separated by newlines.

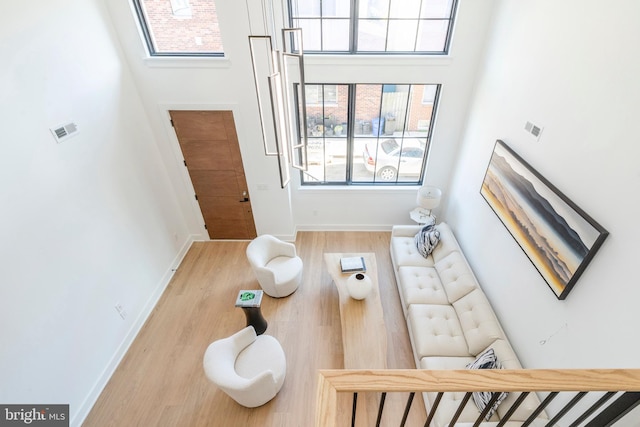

324,253,387,369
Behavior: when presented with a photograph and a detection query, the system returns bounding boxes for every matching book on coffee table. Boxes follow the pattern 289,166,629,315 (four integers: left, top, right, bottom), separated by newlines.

340,256,366,273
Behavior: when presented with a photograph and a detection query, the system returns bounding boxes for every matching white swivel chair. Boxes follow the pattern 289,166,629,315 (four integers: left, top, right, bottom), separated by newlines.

203,326,286,408
246,234,303,298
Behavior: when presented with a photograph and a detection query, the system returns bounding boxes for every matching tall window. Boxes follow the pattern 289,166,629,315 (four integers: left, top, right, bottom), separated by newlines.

301,83,440,185
132,0,224,56
289,0,457,53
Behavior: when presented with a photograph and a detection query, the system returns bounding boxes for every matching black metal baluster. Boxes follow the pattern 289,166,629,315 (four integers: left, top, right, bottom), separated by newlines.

399,392,415,427
568,392,616,427
585,392,640,427
375,392,386,427
522,392,559,427
497,392,530,426
448,392,473,427
545,391,587,426
351,392,357,427
424,392,444,427
473,391,503,426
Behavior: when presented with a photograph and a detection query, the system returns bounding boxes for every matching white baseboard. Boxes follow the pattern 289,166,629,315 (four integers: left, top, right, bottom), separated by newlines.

294,224,394,233
71,235,196,427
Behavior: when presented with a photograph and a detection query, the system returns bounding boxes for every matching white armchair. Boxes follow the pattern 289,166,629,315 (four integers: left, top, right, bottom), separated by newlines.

203,326,286,408
246,234,303,298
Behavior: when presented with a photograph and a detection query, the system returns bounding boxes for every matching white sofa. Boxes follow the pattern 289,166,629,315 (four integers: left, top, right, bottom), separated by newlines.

390,223,547,426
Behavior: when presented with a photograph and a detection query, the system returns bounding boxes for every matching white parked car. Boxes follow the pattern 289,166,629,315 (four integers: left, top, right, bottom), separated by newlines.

363,139,425,181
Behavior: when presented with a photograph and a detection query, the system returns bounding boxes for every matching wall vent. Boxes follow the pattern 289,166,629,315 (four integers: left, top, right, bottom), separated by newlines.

524,121,543,141
50,122,79,143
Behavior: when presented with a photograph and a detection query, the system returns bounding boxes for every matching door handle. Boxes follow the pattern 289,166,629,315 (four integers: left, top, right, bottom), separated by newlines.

240,191,249,202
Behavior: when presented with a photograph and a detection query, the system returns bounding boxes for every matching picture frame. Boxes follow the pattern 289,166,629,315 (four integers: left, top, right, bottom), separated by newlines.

480,140,609,300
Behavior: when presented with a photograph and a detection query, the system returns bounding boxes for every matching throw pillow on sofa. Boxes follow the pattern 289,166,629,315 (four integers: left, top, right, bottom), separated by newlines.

466,348,508,420
414,224,440,258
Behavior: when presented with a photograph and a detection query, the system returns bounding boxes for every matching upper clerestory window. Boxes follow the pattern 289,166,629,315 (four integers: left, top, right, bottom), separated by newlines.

288,0,457,54
132,0,224,57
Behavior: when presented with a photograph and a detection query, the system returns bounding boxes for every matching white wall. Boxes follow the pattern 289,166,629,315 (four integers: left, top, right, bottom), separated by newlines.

3,0,637,423
104,0,297,239
105,0,497,238
0,1,190,425
448,0,640,369
293,0,497,230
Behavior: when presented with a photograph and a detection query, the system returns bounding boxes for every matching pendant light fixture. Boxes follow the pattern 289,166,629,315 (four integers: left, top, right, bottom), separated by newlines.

248,1,307,188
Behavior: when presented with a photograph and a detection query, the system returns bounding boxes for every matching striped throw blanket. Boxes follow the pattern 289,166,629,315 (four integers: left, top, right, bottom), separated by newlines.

414,223,440,257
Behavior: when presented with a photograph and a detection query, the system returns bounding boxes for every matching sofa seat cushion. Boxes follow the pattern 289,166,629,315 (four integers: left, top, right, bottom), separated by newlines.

398,266,449,310
453,290,504,355
408,304,471,358
391,236,435,270
435,251,479,303
420,356,475,370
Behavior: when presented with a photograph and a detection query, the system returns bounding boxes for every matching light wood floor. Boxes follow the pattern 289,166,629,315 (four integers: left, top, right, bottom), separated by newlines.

83,231,426,426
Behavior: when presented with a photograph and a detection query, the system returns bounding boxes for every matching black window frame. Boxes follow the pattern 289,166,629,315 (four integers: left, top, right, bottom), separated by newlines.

131,0,225,57
297,83,441,186
287,0,458,55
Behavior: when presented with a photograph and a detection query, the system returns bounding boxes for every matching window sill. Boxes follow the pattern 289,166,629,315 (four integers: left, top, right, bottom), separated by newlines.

142,56,232,69
296,185,420,194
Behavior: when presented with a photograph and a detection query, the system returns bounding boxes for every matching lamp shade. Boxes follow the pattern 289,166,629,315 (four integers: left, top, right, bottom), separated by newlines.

416,186,442,210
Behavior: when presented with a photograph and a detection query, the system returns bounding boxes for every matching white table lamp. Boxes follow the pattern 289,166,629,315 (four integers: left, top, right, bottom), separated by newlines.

411,185,442,224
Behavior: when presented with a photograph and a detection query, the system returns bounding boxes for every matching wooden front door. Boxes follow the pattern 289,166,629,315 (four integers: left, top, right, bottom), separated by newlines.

170,110,257,240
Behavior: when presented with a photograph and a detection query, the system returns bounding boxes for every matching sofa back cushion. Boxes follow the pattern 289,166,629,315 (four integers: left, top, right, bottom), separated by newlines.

435,251,478,303
430,223,461,263
453,289,504,355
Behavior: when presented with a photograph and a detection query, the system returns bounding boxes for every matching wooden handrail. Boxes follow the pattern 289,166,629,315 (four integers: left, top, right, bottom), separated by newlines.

315,369,640,426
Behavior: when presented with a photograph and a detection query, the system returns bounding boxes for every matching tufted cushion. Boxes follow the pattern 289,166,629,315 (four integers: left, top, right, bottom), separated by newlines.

434,251,479,303
429,223,462,263
390,236,435,270
453,290,504,355
398,266,448,310
408,304,471,358
390,223,459,271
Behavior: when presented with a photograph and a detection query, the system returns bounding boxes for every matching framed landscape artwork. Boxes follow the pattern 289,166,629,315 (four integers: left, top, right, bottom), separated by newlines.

480,140,609,300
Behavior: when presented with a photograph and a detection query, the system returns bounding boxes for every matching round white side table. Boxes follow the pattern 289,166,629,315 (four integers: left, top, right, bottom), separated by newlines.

409,207,436,225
